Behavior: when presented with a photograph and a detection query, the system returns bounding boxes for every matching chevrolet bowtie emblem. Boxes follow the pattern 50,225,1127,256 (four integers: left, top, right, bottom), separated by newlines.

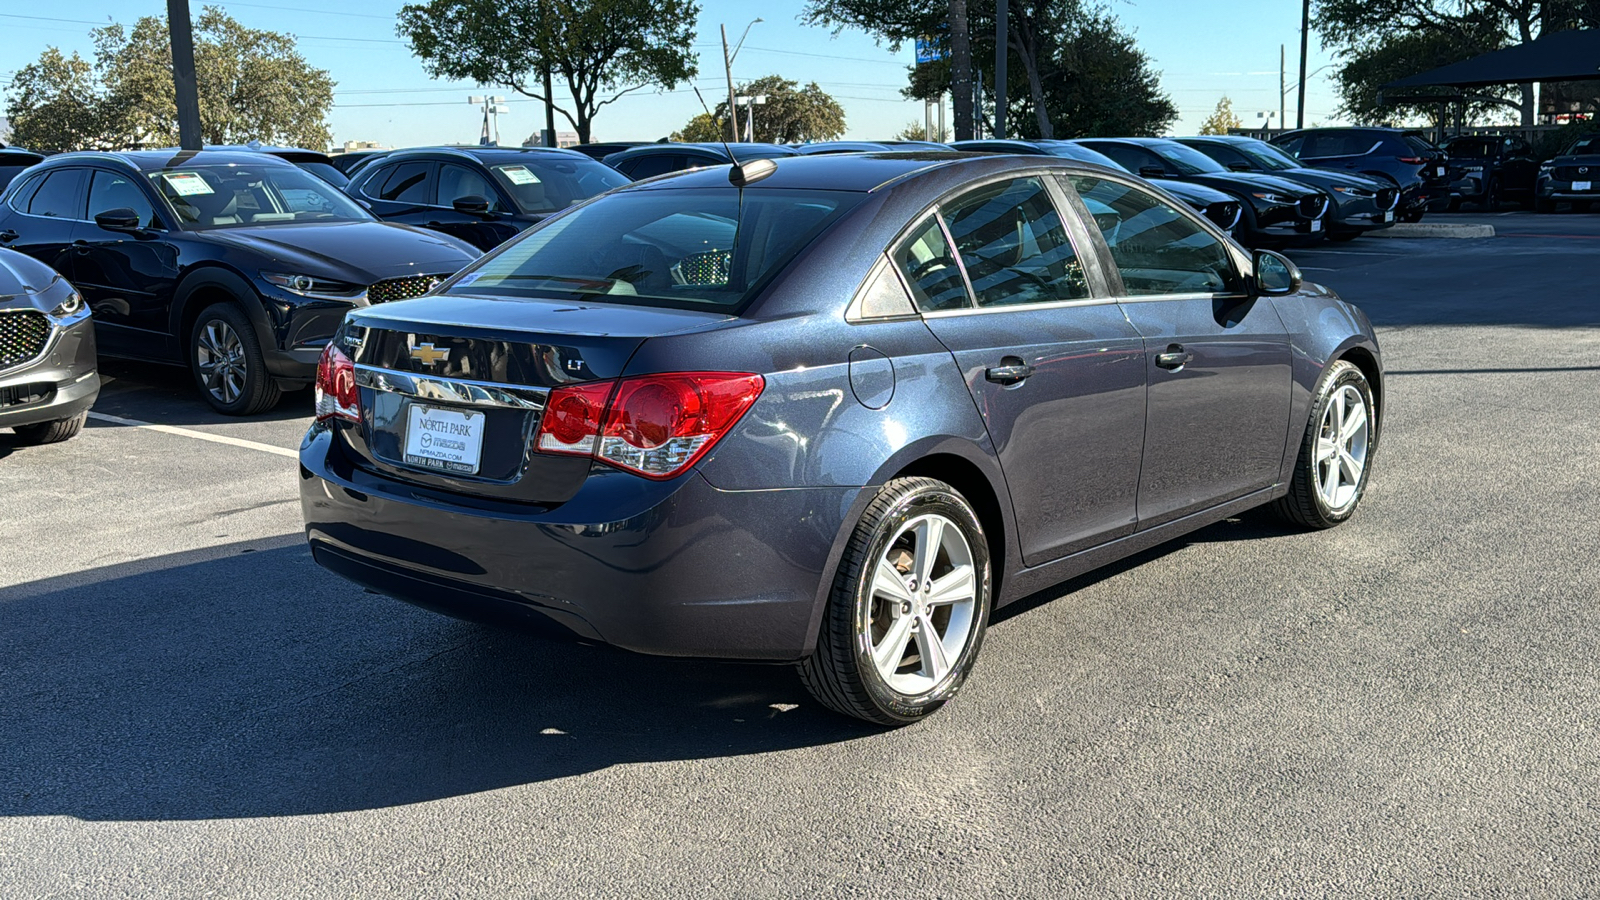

410,342,449,366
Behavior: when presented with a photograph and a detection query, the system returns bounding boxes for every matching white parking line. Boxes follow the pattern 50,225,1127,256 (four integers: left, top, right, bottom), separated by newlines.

87,412,300,459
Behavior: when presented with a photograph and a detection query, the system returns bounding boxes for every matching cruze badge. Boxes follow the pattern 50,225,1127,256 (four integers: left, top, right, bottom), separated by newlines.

410,342,449,366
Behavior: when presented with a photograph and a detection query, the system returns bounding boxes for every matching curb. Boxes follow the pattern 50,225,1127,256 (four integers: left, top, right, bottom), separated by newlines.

1368,223,1496,239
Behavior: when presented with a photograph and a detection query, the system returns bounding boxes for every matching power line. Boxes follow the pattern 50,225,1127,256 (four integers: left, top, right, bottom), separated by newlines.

211,1,392,19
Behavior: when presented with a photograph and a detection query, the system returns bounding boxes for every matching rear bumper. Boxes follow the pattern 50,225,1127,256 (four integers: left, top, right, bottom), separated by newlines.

298,424,859,660
0,315,99,429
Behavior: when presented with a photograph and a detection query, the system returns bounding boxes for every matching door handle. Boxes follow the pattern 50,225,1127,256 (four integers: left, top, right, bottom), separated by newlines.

72,239,91,254
1155,344,1191,370
0,230,16,243
985,358,1034,385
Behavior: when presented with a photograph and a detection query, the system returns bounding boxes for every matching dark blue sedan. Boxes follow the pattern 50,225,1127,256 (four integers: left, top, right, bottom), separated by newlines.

300,152,1383,725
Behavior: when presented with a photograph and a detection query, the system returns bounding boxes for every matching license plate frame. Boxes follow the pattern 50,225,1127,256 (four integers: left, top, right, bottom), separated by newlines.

403,403,486,475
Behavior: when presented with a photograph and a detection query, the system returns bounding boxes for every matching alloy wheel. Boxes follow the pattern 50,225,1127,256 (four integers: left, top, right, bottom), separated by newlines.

195,319,247,405
865,512,979,695
1315,384,1370,512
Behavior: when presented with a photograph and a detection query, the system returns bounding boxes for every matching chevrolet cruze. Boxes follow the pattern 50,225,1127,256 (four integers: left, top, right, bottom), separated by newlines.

300,153,1383,725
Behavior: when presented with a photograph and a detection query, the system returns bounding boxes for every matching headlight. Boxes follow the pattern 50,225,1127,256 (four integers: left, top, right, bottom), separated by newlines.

49,291,84,318
1539,164,1554,173
1250,192,1292,204
1332,186,1374,196
262,272,366,300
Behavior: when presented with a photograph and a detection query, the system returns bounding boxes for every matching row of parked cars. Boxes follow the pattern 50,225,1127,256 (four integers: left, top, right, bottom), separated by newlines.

1,126,1595,434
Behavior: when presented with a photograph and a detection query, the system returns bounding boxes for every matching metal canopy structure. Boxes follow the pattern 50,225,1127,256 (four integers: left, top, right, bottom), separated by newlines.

1383,29,1600,90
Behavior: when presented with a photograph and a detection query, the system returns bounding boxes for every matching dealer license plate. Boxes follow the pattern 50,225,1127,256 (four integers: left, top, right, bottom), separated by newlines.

1309,218,1322,232
1575,181,1592,191
404,404,485,475
1384,211,1395,222
1435,166,1445,177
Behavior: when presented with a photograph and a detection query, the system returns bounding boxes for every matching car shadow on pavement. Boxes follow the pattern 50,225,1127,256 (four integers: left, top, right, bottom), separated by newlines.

94,358,315,426
0,538,870,822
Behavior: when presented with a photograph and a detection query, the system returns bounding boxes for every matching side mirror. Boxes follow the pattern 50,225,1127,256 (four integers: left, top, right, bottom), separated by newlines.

452,195,491,214
1253,249,1302,296
1137,165,1167,179
94,207,142,231
1227,161,1254,172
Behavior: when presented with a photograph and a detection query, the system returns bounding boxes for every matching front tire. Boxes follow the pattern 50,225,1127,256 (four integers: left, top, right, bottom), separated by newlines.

189,302,281,416
1273,360,1377,529
798,477,992,726
11,411,87,445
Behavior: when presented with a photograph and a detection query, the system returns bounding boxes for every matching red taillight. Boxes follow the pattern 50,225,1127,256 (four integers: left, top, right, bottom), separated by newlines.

314,343,359,423
1396,156,1425,165
534,372,764,479
536,380,614,456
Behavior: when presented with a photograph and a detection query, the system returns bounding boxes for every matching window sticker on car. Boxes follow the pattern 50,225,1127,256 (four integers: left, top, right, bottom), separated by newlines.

498,165,541,185
161,172,214,196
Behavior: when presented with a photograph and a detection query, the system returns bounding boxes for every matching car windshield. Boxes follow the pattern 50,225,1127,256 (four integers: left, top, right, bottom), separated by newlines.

1444,138,1498,158
294,160,350,188
1567,137,1598,155
488,159,631,214
149,164,372,229
1233,141,1300,171
1149,142,1228,175
447,188,862,312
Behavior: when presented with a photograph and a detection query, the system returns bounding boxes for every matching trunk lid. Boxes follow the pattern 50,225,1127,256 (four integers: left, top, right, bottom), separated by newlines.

336,294,737,505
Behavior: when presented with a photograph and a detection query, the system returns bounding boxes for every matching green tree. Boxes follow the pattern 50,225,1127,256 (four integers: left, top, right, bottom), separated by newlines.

5,49,113,153
672,76,845,144
94,7,334,148
1314,0,1599,126
399,0,700,144
5,7,332,152
1199,96,1243,135
895,120,951,141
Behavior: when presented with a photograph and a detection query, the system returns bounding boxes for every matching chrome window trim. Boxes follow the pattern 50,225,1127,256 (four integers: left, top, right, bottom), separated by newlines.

9,167,93,223
921,295,1117,318
354,365,548,411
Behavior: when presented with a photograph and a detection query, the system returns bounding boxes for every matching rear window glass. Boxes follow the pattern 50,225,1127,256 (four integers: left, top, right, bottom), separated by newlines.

447,188,862,312
1403,135,1441,156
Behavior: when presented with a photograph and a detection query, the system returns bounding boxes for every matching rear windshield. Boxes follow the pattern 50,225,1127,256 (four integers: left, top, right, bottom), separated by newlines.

1403,135,1442,156
1149,142,1227,175
1443,138,1497,158
1568,137,1598,155
488,158,631,214
446,188,863,312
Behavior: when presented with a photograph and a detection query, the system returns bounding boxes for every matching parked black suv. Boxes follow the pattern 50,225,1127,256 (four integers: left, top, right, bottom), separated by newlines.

346,146,630,251
1438,134,1538,210
601,143,800,179
1076,137,1329,247
951,139,1244,235
1535,135,1600,212
1271,127,1450,222
0,150,478,414
1177,135,1398,240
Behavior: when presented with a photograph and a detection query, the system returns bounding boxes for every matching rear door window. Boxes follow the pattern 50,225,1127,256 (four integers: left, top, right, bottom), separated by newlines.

1069,175,1240,296
26,169,87,219
5,173,45,212
375,162,433,203
940,176,1088,306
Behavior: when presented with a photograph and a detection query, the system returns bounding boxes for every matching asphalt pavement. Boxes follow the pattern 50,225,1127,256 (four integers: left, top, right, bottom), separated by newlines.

2,210,1598,897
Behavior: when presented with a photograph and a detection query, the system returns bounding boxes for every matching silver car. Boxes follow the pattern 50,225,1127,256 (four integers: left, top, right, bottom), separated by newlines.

0,248,98,444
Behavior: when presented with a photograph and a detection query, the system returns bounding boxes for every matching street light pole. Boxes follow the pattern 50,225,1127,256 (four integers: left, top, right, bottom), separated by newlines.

1297,0,1310,129
721,18,762,143
167,0,202,150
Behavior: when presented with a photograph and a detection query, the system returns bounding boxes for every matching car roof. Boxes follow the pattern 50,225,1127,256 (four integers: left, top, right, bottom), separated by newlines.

610,142,800,161
379,146,593,164
950,139,1047,154
38,149,303,172
622,151,1114,194
1078,136,1188,149
795,141,898,154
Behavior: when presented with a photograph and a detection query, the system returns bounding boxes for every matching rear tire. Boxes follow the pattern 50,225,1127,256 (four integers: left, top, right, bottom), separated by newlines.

798,477,992,726
11,411,87,445
1273,360,1377,529
189,302,281,416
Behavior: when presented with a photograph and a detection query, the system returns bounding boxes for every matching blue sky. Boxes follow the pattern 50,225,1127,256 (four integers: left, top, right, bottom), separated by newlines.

2,1,1348,147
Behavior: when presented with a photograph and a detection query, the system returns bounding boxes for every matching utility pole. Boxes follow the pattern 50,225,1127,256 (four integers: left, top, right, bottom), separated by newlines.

167,0,202,150
950,0,973,141
994,0,1008,139
543,69,556,147
722,24,738,142
1297,0,1310,129
1280,44,1286,131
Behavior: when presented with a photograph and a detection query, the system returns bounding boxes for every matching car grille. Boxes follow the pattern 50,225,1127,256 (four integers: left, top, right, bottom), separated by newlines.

1375,187,1399,211
1553,166,1593,182
1203,201,1242,231
368,274,448,304
1298,195,1329,220
0,382,54,409
0,311,51,373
